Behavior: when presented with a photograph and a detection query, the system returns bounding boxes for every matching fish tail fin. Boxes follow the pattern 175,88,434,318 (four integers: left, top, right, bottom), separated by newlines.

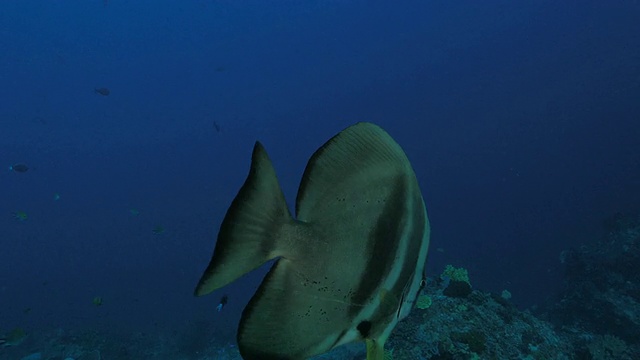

366,339,387,360
195,142,293,296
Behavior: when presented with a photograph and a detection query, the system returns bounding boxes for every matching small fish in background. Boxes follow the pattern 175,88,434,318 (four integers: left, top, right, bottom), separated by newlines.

152,225,165,235
13,211,28,221
92,296,103,306
9,163,29,173
94,87,110,96
213,121,221,133
216,294,228,312
129,208,140,216
1,327,27,347
53,193,61,201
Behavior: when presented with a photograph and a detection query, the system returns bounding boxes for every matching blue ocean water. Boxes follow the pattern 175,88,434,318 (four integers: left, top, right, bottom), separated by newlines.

1,1,639,359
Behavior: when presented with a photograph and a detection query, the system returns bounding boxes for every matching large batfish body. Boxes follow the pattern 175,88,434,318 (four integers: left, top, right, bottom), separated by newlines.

195,122,431,360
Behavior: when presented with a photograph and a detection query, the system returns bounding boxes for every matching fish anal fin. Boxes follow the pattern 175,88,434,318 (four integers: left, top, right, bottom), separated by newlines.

238,256,355,359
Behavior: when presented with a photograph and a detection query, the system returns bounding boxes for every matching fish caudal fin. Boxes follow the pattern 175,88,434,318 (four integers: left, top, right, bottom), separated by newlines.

194,142,292,296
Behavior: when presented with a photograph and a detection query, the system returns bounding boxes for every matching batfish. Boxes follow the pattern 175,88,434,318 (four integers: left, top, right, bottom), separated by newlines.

195,122,431,360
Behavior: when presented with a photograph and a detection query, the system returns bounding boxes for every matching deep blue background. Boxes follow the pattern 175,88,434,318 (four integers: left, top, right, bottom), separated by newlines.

1,0,639,343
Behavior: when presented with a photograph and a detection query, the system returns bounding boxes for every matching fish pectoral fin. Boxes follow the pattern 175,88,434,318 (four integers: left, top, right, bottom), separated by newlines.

378,288,401,318
366,338,386,360
194,142,292,296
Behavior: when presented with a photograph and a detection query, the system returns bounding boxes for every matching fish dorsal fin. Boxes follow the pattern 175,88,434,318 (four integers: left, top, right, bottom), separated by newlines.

295,122,411,222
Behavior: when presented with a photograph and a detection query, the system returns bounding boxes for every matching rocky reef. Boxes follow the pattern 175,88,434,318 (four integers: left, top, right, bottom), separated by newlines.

3,213,639,360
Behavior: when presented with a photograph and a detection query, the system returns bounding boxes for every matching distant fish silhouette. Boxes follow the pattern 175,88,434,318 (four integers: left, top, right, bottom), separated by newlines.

13,211,28,221
94,87,110,96
213,121,221,133
152,225,165,235
9,164,29,173
216,294,228,312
